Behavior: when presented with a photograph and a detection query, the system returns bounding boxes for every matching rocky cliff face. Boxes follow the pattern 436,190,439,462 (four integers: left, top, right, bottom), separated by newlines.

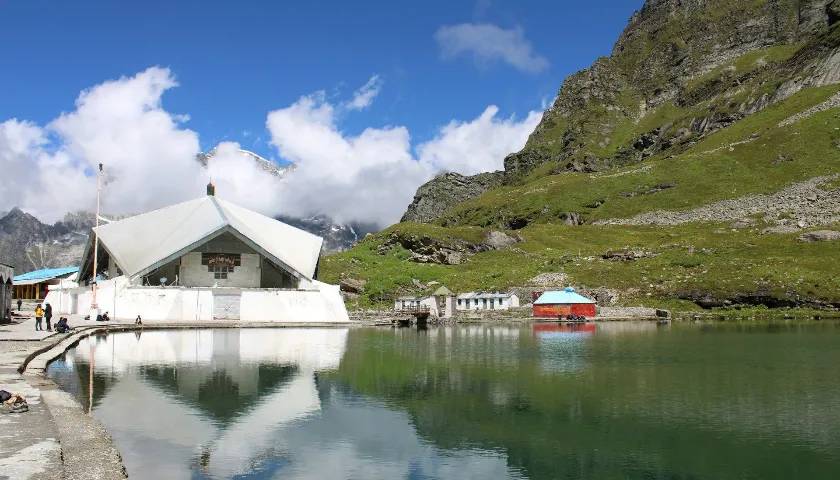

0,209,93,271
402,0,840,222
278,215,377,253
401,172,503,223
507,0,840,177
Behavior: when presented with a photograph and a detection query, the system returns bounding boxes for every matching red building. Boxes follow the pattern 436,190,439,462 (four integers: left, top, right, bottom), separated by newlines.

532,288,597,318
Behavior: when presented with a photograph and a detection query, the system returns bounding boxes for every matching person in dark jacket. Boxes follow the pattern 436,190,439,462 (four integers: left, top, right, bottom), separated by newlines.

44,302,53,331
55,317,70,333
16,299,22,312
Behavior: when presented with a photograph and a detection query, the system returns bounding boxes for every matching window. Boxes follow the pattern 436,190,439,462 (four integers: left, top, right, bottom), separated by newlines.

457,299,462,306
499,298,504,306
202,253,241,280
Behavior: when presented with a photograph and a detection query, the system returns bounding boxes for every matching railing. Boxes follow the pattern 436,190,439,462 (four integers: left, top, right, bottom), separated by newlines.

395,304,431,314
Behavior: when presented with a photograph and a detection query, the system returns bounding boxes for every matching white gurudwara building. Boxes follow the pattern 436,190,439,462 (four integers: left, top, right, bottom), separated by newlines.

45,186,349,323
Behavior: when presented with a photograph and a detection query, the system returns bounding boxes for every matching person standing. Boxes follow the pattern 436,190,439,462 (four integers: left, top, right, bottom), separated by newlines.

34,304,44,331
44,302,53,331
16,299,22,312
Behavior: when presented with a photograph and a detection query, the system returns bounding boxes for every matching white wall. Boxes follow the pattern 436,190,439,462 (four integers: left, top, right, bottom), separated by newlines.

239,282,348,322
455,295,519,311
180,252,260,288
45,277,349,323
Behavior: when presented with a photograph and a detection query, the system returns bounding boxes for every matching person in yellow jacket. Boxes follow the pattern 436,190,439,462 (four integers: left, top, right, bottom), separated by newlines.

34,305,44,331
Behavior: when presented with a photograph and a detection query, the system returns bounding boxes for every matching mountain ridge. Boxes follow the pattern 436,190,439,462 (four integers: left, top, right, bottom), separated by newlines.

0,149,373,272
403,0,840,224
325,0,840,311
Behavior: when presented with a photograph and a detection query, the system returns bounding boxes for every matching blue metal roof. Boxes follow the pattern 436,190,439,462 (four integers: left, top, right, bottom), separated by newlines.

13,266,79,283
534,287,596,305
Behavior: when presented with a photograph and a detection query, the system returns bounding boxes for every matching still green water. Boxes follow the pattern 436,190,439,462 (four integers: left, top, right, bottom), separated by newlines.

47,322,840,479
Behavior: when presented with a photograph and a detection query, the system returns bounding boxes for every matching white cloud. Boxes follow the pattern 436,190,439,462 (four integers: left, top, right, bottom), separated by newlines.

266,88,541,227
418,105,542,175
0,67,287,222
434,23,549,73
1,67,541,230
344,75,383,111
0,119,93,221
204,142,285,215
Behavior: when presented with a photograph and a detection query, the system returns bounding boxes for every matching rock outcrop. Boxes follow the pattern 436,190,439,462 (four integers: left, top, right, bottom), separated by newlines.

798,230,840,242
401,172,503,223
0,209,93,271
377,228,521,265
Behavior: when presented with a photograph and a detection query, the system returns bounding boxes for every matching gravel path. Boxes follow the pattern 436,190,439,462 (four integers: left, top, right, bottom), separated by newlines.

596,175,840,228
778,91,840,127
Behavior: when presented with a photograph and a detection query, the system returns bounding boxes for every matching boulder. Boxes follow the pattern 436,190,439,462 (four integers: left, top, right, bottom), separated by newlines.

484,231,520,249
829,0,840,26
339,278,366,294
602,249,655,261
731,218,755,229
798,230,840,242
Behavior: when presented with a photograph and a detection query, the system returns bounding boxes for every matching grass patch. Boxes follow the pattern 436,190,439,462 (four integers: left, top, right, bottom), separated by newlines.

322,221,840,310
437,84,840,228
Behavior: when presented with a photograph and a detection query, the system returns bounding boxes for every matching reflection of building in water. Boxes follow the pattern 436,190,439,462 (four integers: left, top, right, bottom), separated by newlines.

532,323,596,374
398,325,530,369
53,328,522,479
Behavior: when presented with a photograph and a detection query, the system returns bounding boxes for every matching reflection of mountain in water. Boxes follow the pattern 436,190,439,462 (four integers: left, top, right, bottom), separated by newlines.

46,324,840,480
327,324,840,480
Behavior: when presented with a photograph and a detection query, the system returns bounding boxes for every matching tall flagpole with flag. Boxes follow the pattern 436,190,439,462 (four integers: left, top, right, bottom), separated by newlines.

91,163,103,313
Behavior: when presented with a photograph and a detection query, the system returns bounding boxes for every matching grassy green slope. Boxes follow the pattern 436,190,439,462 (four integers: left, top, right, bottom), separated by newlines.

322,85,840,310
323,15,840,311
441,85,840,228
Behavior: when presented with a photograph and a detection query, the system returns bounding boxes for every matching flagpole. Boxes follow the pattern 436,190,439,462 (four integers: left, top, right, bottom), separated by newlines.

91,163,102,312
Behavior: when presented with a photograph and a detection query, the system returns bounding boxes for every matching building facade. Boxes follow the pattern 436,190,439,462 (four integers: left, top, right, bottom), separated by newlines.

532,288,597,319
12,267,78,300
46,190,348,323
393,286,456,318
456,292,520,311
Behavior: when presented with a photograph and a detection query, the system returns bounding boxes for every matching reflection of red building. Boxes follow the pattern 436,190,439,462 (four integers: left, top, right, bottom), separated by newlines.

532,288,597,319
532,323,596,335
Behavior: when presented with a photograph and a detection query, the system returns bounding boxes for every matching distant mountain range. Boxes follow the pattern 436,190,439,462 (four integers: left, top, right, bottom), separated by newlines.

0,149,376,272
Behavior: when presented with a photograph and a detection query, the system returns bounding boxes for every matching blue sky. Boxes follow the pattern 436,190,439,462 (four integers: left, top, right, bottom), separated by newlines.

0,0,639,159
1,1,645,226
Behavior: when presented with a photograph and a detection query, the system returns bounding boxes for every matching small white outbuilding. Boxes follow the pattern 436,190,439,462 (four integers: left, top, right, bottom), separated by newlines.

456,292,519,311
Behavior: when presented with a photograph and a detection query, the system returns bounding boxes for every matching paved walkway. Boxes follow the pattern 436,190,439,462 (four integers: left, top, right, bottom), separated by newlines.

1,313,135,342
0,342,63,480
0,310,129,480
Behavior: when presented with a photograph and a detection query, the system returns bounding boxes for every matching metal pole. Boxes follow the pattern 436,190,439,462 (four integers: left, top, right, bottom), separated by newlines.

88,340,95,414
91,163,102,311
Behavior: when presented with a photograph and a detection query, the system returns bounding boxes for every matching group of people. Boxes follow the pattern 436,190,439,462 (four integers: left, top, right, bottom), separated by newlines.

33,302,70,333
29,302,145,332
33,302,52,331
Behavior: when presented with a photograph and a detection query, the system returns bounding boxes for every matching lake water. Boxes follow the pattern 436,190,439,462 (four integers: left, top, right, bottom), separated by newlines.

46,322,840,479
